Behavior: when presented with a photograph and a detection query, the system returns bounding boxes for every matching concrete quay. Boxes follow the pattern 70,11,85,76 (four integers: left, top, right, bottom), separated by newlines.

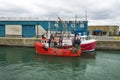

0,37,120,50
0,37,40,47
96,41,120,50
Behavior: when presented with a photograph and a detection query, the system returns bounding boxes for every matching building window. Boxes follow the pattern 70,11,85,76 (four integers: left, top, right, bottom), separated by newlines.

71,23,75,28
54,23,58,28
103,31,107,35
80,24,84,28
63,23,67,28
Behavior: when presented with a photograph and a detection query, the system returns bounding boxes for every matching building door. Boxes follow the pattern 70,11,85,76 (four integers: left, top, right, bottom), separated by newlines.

0,25,5,37
22,25,36,37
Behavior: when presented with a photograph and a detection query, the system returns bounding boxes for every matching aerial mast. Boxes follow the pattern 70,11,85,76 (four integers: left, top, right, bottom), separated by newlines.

85,9,88,21
58,17,65,35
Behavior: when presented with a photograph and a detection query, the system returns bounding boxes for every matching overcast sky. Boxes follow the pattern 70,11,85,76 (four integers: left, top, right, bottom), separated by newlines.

0,0,120,26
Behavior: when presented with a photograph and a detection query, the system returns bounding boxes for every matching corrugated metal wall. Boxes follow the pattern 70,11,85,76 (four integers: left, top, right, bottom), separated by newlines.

22,25,36,37
0,21,88,37
0,25,5,37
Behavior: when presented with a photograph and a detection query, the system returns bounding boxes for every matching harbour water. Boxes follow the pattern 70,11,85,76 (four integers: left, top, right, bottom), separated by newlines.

0,47,120,80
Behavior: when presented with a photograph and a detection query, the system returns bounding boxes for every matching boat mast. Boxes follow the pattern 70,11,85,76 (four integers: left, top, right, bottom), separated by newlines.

74,15,77,38
85,9,87,21
58,17,65,36
47,21,51,39
75,14,77,31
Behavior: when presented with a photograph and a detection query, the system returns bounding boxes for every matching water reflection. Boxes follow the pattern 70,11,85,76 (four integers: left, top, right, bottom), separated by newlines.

81,51,96,59
35,52,96,80
0,47,36,65
0,47,120,80
0,47,102,80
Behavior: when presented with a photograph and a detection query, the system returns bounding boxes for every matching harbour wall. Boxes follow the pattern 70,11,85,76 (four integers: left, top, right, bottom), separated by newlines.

0,38,39,47
96,41,120,50
0,37,120,50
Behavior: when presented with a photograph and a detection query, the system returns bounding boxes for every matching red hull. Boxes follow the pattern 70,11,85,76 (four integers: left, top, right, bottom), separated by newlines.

62,40,97,52
34,42,81,57
81,41,96,52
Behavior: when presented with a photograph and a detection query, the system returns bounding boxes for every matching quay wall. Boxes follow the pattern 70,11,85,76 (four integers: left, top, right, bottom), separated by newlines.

96,41,120,50
0,37,120,50
0,38,40,47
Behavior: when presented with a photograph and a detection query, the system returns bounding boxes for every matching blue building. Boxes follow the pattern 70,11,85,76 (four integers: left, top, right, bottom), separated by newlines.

0,17,88,38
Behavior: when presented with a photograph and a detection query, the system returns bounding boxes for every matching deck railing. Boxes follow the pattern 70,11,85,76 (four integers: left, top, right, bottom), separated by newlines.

90,36,120,41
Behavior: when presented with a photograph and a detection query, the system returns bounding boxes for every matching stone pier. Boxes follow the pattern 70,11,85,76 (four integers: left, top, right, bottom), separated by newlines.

0,37,120,50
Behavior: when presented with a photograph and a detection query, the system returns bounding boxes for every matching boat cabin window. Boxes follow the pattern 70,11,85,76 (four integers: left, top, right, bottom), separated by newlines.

41,40,48,43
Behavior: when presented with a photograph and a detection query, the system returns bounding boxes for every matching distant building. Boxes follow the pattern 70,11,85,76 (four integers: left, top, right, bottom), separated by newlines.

88,25,119,36
0,17,88,38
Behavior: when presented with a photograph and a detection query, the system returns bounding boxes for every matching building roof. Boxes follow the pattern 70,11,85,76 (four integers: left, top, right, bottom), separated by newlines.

0,17,86,21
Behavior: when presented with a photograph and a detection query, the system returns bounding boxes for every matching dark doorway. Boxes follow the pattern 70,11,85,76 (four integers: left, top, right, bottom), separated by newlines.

93,30,102,36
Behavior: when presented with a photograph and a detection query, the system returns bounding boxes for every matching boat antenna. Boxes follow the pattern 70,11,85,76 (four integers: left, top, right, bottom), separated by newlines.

58,17,65,24
85,9,87,21
75,14,77,27
74,15,77,35
47,21,51,39
58,17,65,34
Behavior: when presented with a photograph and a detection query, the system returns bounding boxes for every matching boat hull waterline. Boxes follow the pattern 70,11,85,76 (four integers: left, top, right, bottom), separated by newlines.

34,42,81,57
81,39,96,52
62,39,97,52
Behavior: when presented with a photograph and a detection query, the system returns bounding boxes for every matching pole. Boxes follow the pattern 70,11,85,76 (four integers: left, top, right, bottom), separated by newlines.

36,22,38,38
48,22,51,39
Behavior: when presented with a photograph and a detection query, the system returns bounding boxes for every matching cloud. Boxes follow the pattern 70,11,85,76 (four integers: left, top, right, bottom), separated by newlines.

0,0,120,27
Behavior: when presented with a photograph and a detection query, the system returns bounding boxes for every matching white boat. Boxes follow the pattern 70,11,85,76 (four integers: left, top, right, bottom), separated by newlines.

62,35,97,52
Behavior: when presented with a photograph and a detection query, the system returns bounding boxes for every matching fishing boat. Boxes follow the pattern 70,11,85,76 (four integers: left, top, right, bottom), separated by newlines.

61,35,97,52
34,38,81,57
78,35,97,52
57,17,96,52
34,16,96,56
62,39,96,52
81,38,96,52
